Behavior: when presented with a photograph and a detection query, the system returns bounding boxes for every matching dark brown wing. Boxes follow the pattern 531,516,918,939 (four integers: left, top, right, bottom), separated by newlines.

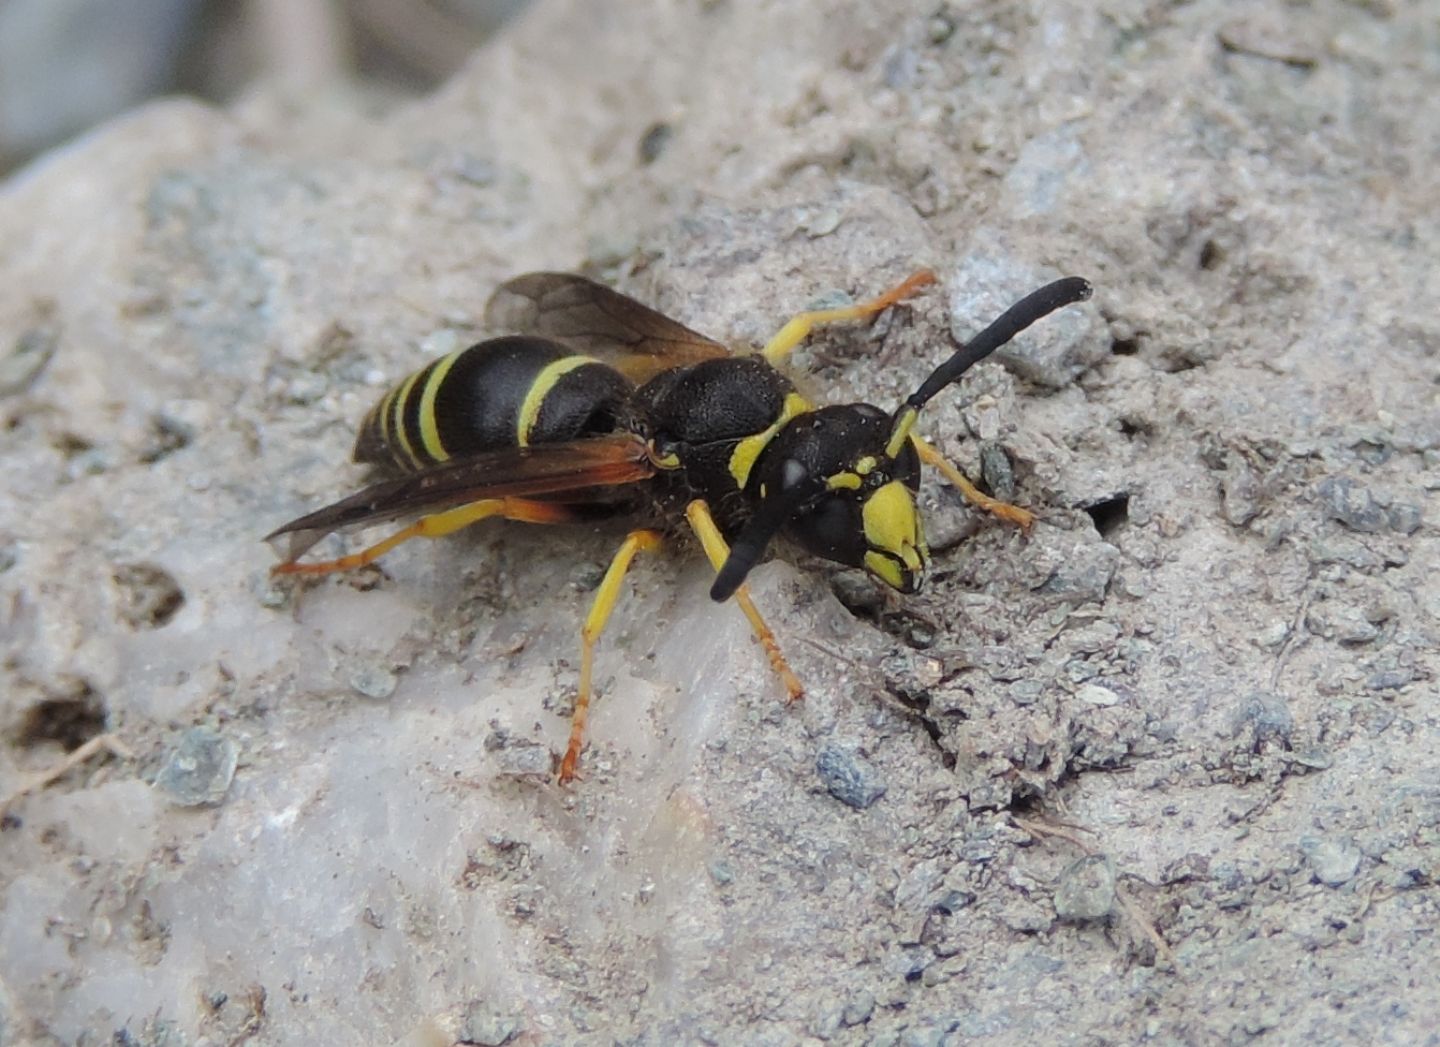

266,433,654,562
484,272,730,382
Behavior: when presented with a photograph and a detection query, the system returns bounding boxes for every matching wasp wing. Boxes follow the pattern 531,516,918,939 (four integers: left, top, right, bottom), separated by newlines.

266,433,654,563
484,272,730,382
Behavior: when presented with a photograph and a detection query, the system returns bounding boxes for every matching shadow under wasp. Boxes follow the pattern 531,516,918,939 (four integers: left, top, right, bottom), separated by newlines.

266,268,1091,781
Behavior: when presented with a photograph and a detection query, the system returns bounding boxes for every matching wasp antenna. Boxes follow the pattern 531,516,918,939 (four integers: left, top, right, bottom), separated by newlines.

886,277,1092,455
710,461,813,602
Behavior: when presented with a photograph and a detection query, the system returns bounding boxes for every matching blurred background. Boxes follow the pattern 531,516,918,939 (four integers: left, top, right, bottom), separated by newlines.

0,0,530,174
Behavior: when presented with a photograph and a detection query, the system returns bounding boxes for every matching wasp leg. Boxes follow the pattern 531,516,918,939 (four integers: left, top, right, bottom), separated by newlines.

272,498,581,576
684,500,804,701
557,528,664,784
911,436,1035,533
761,269,936,365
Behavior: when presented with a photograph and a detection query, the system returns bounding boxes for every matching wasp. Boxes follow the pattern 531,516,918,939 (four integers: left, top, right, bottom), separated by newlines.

267,269,1091,781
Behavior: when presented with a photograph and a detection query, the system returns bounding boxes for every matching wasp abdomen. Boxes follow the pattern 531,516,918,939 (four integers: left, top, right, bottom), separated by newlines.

354,335,634,471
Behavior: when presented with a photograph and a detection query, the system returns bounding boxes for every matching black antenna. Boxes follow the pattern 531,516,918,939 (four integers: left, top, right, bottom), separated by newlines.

886,276,1092,456
710,460,815,602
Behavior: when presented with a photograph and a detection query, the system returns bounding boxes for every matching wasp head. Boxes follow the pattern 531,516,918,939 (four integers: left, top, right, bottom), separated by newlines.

747,404,928,594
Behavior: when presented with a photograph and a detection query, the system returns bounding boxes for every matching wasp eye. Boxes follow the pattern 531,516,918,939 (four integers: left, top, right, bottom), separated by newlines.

786,494,867,568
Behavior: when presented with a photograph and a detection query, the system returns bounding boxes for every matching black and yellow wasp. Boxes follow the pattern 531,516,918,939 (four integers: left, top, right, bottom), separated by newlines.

267,269,1091,781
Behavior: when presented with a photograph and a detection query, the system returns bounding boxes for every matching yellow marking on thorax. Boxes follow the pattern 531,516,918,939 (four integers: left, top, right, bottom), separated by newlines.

416,350,464,462
516,356,597,447
826,471,862,491
389,368,427,467
728,392,812,489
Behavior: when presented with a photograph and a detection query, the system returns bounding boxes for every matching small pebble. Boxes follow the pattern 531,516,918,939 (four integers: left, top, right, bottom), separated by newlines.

816,745,887,809
800,206,843,238
1075,683,1120,706
1232,691,1294,744
1301,836,1362,887
979,442,1016,501
1367,668,1412,691
1387,502,1423,535
460,1001,520,1046
349,662,398,700
1009,680,1044,706
494,740,552,777
454,153,498,186
1053,854,1116,921
926,11,956,44
154,727,238,807
569,561,606,592
1255,620,1289,648
637,121,673,165
284,373,327,405
841,991,876,1027
1291,748,1333,770
0,322,58,397
1317,476,1387,533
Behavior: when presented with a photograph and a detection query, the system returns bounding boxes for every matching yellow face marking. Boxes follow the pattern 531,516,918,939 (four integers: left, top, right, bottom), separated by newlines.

861,480,926,589
826,471,862,491
390,368,426,467
416,350,465,463
516,356,597,447
728,392,812,488
855,455,877,476
864,551,906,590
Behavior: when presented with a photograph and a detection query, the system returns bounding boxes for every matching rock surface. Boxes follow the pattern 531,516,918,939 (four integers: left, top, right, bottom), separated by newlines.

1,1,1437,1044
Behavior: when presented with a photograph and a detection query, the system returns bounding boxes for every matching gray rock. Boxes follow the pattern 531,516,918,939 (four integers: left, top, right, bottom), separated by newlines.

1387,502,1424,535
348,661,398,700
1301,836,1362,887
460,1000,520,1046
154,727,237,807
1231,692,1294,745
841,990,876,1027
1033,540,1120,605
978,442,1017,502
816,745,886,809
1317,476,1388,533
1054,855,1117,921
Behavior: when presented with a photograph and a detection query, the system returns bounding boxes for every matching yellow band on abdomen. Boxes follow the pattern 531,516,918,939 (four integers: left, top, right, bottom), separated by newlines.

516,356,598,447
416,350,464,462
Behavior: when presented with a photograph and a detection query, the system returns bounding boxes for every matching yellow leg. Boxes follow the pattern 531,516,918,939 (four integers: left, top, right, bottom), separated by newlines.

558,528,664,784
684,500,804,701
912,436,1035,532
272,498,579,576
761,270,936,365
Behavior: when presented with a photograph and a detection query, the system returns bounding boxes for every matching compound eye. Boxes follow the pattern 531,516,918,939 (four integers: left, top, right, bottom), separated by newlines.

786,494,866,568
